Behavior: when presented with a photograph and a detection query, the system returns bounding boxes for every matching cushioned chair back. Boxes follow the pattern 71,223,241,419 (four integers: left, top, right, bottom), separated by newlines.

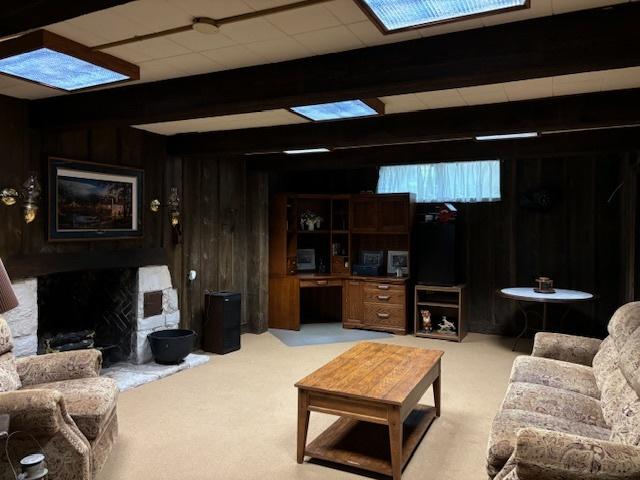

595,302,640,445
0,315,21,392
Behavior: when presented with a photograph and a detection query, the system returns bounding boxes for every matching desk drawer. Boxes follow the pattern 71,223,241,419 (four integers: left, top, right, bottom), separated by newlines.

300,279,342,288
363,288,405,305
364,303,405,329
363,282,405,293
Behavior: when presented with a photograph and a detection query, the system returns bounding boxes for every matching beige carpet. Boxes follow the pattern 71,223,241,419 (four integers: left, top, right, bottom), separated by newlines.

98,331,531,480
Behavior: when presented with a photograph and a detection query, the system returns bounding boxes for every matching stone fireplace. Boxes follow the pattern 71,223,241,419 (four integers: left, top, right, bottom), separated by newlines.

4,265,180,365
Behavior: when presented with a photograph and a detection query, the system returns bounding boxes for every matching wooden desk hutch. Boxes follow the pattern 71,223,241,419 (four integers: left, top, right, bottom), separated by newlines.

269,193,415,334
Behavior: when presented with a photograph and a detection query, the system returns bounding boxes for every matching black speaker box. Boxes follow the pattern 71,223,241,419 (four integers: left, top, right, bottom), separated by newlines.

203,291,241,354
415,222,461,286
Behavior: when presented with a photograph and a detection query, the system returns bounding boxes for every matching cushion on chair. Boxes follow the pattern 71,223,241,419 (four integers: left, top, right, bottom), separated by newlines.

0,317,13,355
23,376,118,440
487,409,611,477
510,356,600,399
502,382,607,428
600,368,640,446
607,302,640,352
593,336,619,392
619,326,640,395
0,352,21,392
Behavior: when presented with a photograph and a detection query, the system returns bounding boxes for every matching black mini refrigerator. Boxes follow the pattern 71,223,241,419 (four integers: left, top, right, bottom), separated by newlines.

203,291,241,354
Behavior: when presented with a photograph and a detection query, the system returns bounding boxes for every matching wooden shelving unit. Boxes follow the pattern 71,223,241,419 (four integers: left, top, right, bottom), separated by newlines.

414,285,466,342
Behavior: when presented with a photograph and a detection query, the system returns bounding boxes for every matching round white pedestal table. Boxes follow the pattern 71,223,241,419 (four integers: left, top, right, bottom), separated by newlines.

498,287,594,351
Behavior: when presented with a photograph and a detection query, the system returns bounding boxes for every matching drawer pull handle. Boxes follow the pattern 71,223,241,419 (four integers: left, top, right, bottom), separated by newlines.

377,285,390,290
377,295,391,301
316,280,328,285
377,313,390,319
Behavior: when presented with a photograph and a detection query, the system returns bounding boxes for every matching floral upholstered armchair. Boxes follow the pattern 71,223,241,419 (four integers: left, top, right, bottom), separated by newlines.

487,302,640,480
0,317,119,480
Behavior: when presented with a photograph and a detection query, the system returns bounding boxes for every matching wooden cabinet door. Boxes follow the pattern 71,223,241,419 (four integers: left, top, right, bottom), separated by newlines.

351,196,378,232
343,280,364,327
378,195,409,233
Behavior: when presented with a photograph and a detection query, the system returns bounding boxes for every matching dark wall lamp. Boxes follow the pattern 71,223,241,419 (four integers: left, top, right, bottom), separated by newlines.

1,173,41,224
150,187,182,244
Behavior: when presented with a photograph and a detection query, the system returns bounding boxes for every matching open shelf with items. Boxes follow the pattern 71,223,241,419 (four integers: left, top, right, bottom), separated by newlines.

414,285,466,342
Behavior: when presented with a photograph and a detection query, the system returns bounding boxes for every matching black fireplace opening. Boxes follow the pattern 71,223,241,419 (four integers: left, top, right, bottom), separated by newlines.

37,268,136,366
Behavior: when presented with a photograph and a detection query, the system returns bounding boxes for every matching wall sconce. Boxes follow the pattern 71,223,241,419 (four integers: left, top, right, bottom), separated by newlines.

150,187,181,227
1,173,41,224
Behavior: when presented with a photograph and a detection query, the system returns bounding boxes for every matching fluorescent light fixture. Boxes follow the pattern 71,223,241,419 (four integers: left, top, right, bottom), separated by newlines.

283,148,331,155
0,30,139,91
475,132,539,141
357,0,529,33
291,99,384,121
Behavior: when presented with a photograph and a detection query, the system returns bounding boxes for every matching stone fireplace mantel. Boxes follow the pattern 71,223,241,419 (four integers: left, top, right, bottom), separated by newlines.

4,265,180,365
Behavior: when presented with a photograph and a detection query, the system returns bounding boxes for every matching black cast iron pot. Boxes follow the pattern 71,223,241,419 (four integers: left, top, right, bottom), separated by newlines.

147,329,196,364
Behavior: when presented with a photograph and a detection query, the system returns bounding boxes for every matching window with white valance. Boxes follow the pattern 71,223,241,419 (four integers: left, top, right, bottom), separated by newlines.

377,160,501,203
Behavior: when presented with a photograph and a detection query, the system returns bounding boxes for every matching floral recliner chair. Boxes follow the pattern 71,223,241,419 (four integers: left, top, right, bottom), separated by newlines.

0,317,118,479
486,301,640,479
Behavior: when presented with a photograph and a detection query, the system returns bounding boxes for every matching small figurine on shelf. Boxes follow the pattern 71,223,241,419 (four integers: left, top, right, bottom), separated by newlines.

438,316,456,334
300,211,323,231
420,310,432,332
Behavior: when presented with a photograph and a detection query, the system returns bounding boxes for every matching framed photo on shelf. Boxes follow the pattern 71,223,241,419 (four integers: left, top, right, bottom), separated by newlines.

48,157,143,241
297,249,316,271
387,250,409,275
360,250,384,266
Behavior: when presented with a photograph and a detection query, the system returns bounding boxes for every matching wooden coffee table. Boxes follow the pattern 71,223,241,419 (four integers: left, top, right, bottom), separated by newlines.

295,342,443,480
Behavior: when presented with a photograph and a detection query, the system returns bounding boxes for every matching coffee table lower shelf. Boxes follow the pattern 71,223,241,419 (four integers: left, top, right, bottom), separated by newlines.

304,405,436,477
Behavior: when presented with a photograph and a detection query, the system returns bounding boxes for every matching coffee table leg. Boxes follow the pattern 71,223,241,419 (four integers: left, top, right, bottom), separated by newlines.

434,375,441,417
297,389,310,464
388,407,403,480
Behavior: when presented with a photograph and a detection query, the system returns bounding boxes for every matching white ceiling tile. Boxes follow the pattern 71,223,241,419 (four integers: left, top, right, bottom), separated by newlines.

379,93,426,114
503,78,553,101
168,30,237,52
294,25,364,55
601,66,640,90
266,4,341,35
165,0,253,19
552,0,627,15
324,0,370,24
245,37,310,62
67,11,143,41
415,89,467,109
45,21,110,46
101,44,156,63
134,108,308,135
220,18,287,44
118,37,191,61
201,45,267,69
347,20,420,47
114,0,191,31
147,53,222,76
457,84,509,105
243,0,297,9
1,82,61,100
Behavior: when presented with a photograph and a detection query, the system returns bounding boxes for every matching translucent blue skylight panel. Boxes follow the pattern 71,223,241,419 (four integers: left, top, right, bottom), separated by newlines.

292,100,378,121
363,0,527,30
0,48,129,91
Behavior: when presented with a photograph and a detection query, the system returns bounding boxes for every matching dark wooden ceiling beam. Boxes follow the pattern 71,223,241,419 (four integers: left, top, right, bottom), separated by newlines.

247,127,640,172
31,2,640,129
168,89,640,155
0,1,136,39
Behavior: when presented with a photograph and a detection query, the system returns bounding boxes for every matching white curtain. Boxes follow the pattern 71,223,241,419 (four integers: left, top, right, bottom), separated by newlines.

377,160,501,203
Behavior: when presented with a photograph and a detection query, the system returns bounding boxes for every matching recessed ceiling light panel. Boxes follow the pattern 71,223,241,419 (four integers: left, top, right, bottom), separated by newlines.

0,30,139,91
357,0,529,33
291,99,383,121
283,148,331,154
475,132,538,141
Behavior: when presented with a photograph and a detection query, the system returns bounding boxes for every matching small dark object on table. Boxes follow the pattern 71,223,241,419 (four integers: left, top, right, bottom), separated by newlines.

534,276,555,294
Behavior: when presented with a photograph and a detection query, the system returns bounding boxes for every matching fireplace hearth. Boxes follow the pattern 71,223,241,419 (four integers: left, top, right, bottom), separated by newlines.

4,265,180,365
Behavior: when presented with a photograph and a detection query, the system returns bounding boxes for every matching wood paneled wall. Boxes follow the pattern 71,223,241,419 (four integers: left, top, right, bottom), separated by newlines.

175,156,269,337
0,94,169,261
270,153,638,338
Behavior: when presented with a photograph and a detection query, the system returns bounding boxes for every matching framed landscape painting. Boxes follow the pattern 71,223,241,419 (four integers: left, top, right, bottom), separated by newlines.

48,157,143,241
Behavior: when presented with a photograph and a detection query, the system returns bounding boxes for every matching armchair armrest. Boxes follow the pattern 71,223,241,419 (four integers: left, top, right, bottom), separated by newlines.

532,332,602,366
16,349,102,387
0,389,69,436
513,428,640,480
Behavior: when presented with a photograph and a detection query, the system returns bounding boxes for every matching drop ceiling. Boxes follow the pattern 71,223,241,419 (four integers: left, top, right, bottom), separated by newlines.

0,0,637,136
